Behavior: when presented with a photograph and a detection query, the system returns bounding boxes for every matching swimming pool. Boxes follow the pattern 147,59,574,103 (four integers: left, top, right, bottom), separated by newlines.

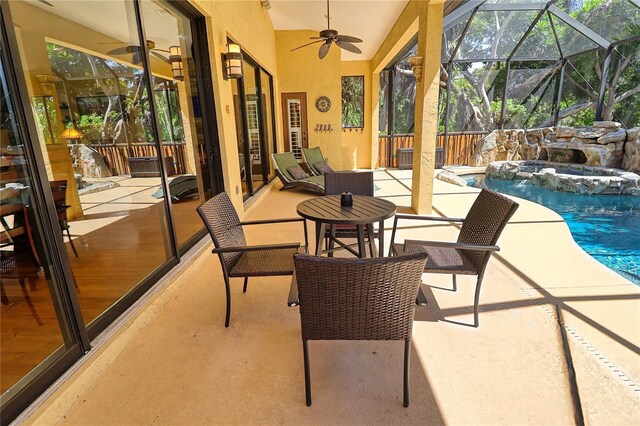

467,175,640,285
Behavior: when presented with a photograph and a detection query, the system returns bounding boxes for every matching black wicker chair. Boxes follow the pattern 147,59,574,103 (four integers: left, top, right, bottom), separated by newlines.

324,171,377,257
50,180,78,257
289,252,429,407
390,189,519,327
197,192,308,327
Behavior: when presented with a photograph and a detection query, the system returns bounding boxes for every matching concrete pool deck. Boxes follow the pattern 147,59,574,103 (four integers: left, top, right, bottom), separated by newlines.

20,170,640,425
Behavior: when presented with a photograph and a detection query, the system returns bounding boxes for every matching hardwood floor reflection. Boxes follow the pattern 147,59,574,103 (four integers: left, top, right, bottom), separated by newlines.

1,177,205,393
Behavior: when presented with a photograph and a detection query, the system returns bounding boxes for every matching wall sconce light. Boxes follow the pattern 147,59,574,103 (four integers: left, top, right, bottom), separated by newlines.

169,46,184,81
34,74,57,96
408,56,424,83
224,43,243,80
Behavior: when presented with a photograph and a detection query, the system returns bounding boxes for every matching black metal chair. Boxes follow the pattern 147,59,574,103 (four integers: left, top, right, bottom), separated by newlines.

324,171,377,257
197,192,308,327
390,189,519,327
290,252,429,407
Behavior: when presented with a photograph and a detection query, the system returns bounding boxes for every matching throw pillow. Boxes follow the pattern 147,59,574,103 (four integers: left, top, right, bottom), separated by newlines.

314,160,333,174
287,165,309,180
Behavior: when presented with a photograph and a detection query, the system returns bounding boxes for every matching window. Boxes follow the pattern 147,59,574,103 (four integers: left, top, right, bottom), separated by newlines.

341,75,364,128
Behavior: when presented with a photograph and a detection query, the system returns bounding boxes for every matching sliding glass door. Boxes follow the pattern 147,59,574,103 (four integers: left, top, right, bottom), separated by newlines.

0,0,222,420
0,32,86,423
230,46,277,199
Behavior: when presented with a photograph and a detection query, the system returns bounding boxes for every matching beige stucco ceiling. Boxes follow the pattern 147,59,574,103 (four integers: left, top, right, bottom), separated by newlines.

268,0,410,61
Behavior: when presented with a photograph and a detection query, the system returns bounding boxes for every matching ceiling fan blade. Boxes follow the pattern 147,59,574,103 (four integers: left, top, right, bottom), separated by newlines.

290,39,325,52
151,51,170,64
335,35,363,43
107,46,134,55
38,0,54,7
309,37,326,40
318,41,331,59
336,41,362,54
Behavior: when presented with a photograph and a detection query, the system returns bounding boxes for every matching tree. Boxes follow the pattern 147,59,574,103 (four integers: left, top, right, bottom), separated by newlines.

431,0,640,131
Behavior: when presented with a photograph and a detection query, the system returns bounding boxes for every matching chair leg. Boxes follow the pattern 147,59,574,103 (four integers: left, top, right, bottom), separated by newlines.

20,278,43,326
224,275,232,328
328,225,336,258
452,274,457,292
1,282,9,305
67,228,79,257
303,339,312,406
403,339,411,407
473,275,483,328
243,277,248,293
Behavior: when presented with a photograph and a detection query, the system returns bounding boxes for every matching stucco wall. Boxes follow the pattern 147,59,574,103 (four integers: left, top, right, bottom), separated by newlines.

191,0,282,213
275,30,343,169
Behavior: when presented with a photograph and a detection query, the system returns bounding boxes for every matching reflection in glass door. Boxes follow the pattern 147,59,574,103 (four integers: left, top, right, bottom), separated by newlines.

6,0,175,330
242,60,265,193
140,0,217,249
1,41,81,406
260,70,276,180
230,49,277,200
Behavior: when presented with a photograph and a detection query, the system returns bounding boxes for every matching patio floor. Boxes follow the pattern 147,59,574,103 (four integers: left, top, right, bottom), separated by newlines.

23,170,640,425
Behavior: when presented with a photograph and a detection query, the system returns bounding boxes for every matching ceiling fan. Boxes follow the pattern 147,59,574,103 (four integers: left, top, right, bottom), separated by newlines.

290,0,363,59
102,40,171,65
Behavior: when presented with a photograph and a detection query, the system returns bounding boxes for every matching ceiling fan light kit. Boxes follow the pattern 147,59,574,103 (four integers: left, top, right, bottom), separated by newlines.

289,0,363,59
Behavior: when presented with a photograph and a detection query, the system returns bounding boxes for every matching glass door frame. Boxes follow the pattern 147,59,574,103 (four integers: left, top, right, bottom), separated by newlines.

165,0,225,256
228,42,278,198
260,68,278,182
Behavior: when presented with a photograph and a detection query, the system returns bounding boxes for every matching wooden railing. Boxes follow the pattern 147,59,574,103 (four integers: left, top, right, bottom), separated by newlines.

83,142,188,176
377,132,488,168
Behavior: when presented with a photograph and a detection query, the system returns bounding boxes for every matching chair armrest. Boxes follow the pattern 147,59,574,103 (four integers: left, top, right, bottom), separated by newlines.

404,239,500,252
241,218,309,253
388,214,465,256
241,217,305,226
287,273,299,307
395,214,465,223
212,242,300,254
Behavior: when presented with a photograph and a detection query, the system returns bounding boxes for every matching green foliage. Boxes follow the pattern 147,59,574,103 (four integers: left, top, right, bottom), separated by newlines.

45,42,187,144
154,88,184,141
31,96,61,144
342,76,364,128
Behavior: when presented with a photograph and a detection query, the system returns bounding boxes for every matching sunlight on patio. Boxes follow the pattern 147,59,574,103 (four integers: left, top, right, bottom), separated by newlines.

27,175,640,426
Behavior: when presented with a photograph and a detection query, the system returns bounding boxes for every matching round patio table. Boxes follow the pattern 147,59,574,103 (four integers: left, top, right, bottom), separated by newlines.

297,195,396,258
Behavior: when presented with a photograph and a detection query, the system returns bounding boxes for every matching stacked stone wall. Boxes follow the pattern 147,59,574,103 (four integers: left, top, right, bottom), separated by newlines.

471,122,640,173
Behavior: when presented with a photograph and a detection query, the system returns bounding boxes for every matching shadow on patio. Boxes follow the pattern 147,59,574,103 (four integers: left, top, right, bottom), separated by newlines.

24,173,640,425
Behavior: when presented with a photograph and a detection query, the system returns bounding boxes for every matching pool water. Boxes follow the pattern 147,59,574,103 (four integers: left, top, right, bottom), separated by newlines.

468,175,640,284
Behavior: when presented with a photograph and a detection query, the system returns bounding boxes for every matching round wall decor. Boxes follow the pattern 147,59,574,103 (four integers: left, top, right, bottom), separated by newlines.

315,96,331,112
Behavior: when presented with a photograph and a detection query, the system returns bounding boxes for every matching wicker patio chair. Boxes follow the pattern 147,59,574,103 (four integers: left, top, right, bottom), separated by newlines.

290,252,429,407
301,147,330,176
197,192,308,327
390,189,519,327
272,152,325,194
324,171,377,257
50,180,78,257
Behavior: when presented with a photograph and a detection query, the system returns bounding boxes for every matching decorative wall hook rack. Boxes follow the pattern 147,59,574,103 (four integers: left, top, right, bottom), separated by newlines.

314,124,333,132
